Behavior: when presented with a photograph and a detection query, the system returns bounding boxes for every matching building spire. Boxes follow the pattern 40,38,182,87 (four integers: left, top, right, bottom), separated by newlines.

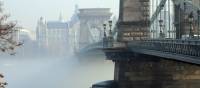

75,4,79,14
59,12,63,22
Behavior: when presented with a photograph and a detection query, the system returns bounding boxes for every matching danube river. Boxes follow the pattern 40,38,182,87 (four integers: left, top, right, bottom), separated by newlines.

0,54,114,88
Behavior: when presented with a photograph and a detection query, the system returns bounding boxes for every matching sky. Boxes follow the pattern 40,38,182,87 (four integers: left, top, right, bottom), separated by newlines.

3,0,119,30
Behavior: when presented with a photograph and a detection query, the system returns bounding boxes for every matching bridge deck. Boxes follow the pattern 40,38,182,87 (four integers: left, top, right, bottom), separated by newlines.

130,47,200,65
102,39,200,65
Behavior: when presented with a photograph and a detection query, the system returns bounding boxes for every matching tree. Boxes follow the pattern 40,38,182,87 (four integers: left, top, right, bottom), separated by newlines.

0,1,22,55
0,73,7,88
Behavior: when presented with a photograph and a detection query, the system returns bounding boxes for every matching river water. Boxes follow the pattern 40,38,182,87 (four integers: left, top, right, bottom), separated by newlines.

0,55,114,88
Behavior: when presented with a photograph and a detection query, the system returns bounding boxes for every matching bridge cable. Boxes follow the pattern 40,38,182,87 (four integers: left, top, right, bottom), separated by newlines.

150,0,167,25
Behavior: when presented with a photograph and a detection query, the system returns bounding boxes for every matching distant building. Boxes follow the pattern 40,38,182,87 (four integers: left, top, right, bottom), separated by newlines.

36,16,69,56
69,6,112,53
15,28,38,57
36,17,47,48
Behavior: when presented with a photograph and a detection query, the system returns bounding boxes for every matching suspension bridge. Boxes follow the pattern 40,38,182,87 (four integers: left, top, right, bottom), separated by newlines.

90,0,200,88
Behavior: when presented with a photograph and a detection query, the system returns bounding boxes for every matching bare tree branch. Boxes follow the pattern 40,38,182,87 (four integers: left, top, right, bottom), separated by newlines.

0,1,22,55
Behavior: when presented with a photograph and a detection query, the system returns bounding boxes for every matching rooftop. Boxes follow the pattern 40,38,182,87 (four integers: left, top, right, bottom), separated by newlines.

78,8,111,14
47,21,68,29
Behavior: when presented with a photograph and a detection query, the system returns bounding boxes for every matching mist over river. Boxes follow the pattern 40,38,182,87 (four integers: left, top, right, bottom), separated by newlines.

0,55,114,88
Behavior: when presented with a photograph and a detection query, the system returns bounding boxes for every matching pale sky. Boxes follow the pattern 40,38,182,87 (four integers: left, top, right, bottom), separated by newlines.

3,0,119,30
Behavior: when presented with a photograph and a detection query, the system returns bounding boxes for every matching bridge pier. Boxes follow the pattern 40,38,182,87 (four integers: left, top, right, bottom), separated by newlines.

105,49,200,88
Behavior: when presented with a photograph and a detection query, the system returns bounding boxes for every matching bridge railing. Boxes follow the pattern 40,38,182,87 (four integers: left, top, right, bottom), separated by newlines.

128,39,200,57
103,37,126,49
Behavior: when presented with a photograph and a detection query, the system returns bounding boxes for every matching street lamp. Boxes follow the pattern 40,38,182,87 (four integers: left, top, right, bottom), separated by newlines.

108,20,112,36
189,12,194,39
102,21,114,48
197,10,200,39
103,23,107,38
103,23,107,48
108,20,113,47
159,19,164,38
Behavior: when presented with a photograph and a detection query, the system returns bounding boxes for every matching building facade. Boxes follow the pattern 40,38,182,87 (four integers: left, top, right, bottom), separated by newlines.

36,16,69,56
36,17,48,49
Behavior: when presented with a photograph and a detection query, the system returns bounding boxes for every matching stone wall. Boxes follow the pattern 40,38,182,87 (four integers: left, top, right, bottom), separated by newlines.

114,57,200,88
121,0,150,22
118,0,150,41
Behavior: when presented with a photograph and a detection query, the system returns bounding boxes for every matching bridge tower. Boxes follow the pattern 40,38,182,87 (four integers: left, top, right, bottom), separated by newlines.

69,7,113,53
117,0,150,41
100,0,200,88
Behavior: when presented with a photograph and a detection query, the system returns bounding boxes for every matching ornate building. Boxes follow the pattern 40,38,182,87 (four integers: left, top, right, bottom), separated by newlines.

36,17,48,48
36,16,69,56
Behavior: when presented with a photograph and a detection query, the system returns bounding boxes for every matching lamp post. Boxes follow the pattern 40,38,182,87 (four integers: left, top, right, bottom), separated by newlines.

108,20,112,36
103,23,107,47
108,20,113,47
198,10,200,39
189,12,194,39
159,19,164,38
103,24,107,38
102,21,114,48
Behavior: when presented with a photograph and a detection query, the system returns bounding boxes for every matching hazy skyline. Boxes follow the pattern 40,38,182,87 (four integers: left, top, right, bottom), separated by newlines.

3,0,119,30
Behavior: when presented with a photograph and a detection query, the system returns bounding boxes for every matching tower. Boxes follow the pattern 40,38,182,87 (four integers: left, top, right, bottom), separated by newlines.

59,12,63,22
